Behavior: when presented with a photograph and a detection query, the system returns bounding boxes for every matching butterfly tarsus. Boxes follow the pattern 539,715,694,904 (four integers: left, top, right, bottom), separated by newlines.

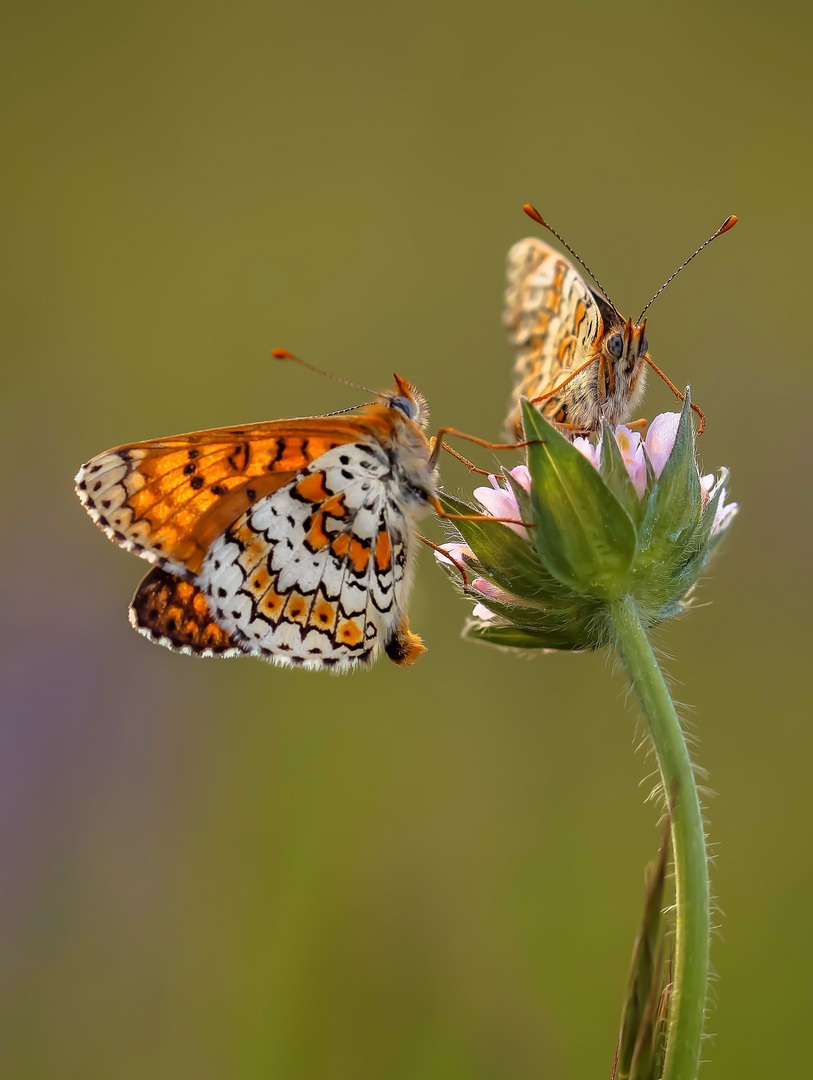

642,358,706,435
416,533,471,587
428,426,536,470
431,439,492,477
430,496,534,531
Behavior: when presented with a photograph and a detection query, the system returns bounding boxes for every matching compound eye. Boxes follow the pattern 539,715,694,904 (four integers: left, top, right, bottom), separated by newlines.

607,333,624,359
640,336,649,355
391,395,416,420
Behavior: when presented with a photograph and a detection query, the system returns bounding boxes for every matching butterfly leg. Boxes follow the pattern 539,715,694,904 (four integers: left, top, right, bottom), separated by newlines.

596,354,607,405
416,532,471,587
428,427,534,470
430,496,532,530
528,353,601,407
641,356,706,435
433,440,493,477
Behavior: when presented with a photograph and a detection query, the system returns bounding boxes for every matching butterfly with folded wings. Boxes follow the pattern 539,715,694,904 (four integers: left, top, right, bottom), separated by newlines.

503,205,737,439
76,361,519,672
76,372,452,670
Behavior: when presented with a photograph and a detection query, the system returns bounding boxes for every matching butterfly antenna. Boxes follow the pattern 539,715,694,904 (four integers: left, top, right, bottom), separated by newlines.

637,215,738,322
272,348,377,396
522,204,618,311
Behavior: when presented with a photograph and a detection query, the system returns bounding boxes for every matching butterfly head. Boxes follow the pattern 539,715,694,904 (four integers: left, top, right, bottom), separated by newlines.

605,318,649,374
382,375,429,429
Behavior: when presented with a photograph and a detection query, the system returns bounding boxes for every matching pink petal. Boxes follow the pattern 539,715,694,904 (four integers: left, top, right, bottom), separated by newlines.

434,542,474,567
645,412,681,477
472,577,509,601
710,489,738,537
509,465,532,491
572,436,601,469
614,425,647,497
711,502,738,537
473,483,527,537
471,603,497,621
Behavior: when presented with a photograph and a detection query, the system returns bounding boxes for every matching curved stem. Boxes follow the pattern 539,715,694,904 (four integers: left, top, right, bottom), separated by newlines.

610,595,709,1080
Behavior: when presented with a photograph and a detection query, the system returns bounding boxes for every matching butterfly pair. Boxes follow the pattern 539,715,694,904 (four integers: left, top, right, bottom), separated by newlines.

76,208,735,671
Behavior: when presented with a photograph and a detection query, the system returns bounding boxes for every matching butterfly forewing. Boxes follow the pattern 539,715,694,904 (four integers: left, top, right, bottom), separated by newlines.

503,237,604,437
75,416,397,575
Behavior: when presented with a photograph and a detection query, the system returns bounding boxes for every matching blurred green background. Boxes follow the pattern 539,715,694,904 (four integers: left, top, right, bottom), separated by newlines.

2,1,810,1076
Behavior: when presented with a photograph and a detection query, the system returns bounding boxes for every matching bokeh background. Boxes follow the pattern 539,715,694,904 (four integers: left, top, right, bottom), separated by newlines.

2,1,810,1076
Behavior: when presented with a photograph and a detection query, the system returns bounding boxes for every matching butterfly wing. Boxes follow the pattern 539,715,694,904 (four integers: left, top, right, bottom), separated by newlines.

75,416,384,575
503,238,603,437
198,441,425,670
129,566,246,657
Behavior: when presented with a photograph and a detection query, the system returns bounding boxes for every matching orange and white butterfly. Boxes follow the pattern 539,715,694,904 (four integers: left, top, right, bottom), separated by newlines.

76,369,445,671
503,205,737,439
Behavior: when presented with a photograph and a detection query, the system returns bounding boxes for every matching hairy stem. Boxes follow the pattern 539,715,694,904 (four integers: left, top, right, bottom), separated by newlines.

610,595,709,1080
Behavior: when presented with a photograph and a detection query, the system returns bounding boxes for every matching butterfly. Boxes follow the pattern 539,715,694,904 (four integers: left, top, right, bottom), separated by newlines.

502,205,737,439
75,370,447,671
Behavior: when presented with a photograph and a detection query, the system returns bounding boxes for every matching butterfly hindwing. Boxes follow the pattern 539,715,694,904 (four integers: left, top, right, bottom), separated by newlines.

129,565,245,658
198,442,417,670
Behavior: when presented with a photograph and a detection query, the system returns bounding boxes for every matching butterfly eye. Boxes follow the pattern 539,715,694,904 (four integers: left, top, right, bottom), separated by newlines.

640,336,649,355
607,333,624,359
391,396,417,420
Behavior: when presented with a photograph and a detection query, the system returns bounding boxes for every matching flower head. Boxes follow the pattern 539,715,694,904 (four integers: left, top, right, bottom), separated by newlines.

435,391,737,651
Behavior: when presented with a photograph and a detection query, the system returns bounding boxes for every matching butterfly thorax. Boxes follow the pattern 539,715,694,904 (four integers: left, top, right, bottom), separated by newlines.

365,375,438,507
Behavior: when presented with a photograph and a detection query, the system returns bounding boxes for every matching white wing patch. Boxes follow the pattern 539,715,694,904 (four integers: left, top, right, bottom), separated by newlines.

198,443,416,670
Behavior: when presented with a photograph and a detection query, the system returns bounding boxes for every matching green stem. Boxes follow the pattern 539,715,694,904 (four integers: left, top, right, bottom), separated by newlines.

610,595,709,1080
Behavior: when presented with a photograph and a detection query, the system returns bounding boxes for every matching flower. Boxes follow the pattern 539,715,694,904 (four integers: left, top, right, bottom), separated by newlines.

473,465,531,537
471,603,497,622
433,541,474,569
435,391,737,651
701,473,738,537
614,426,647,497
644,412,681,477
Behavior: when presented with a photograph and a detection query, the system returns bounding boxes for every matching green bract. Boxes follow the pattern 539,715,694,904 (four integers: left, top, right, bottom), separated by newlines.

436,392,734,652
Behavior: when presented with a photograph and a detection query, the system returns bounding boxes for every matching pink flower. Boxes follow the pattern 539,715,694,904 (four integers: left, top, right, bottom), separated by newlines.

471,577,510,601
570,412,686,497
473,465,530,537
471,603,497,622
572,436,601,469
644,412,681,477
701,473,738,537
614,425,648,497
433,542,474,569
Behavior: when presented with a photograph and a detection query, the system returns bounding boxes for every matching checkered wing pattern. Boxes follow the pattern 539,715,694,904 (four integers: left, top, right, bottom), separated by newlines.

198,443,421,670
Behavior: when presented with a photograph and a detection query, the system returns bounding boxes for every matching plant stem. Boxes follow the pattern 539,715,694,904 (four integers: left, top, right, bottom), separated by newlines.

610,595,709,1080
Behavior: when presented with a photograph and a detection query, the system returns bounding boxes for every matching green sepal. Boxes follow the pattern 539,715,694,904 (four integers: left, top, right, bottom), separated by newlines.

637,391,701,569
599,420,646,526
437,491,570,604
522,401,637,599
463,620,591,652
